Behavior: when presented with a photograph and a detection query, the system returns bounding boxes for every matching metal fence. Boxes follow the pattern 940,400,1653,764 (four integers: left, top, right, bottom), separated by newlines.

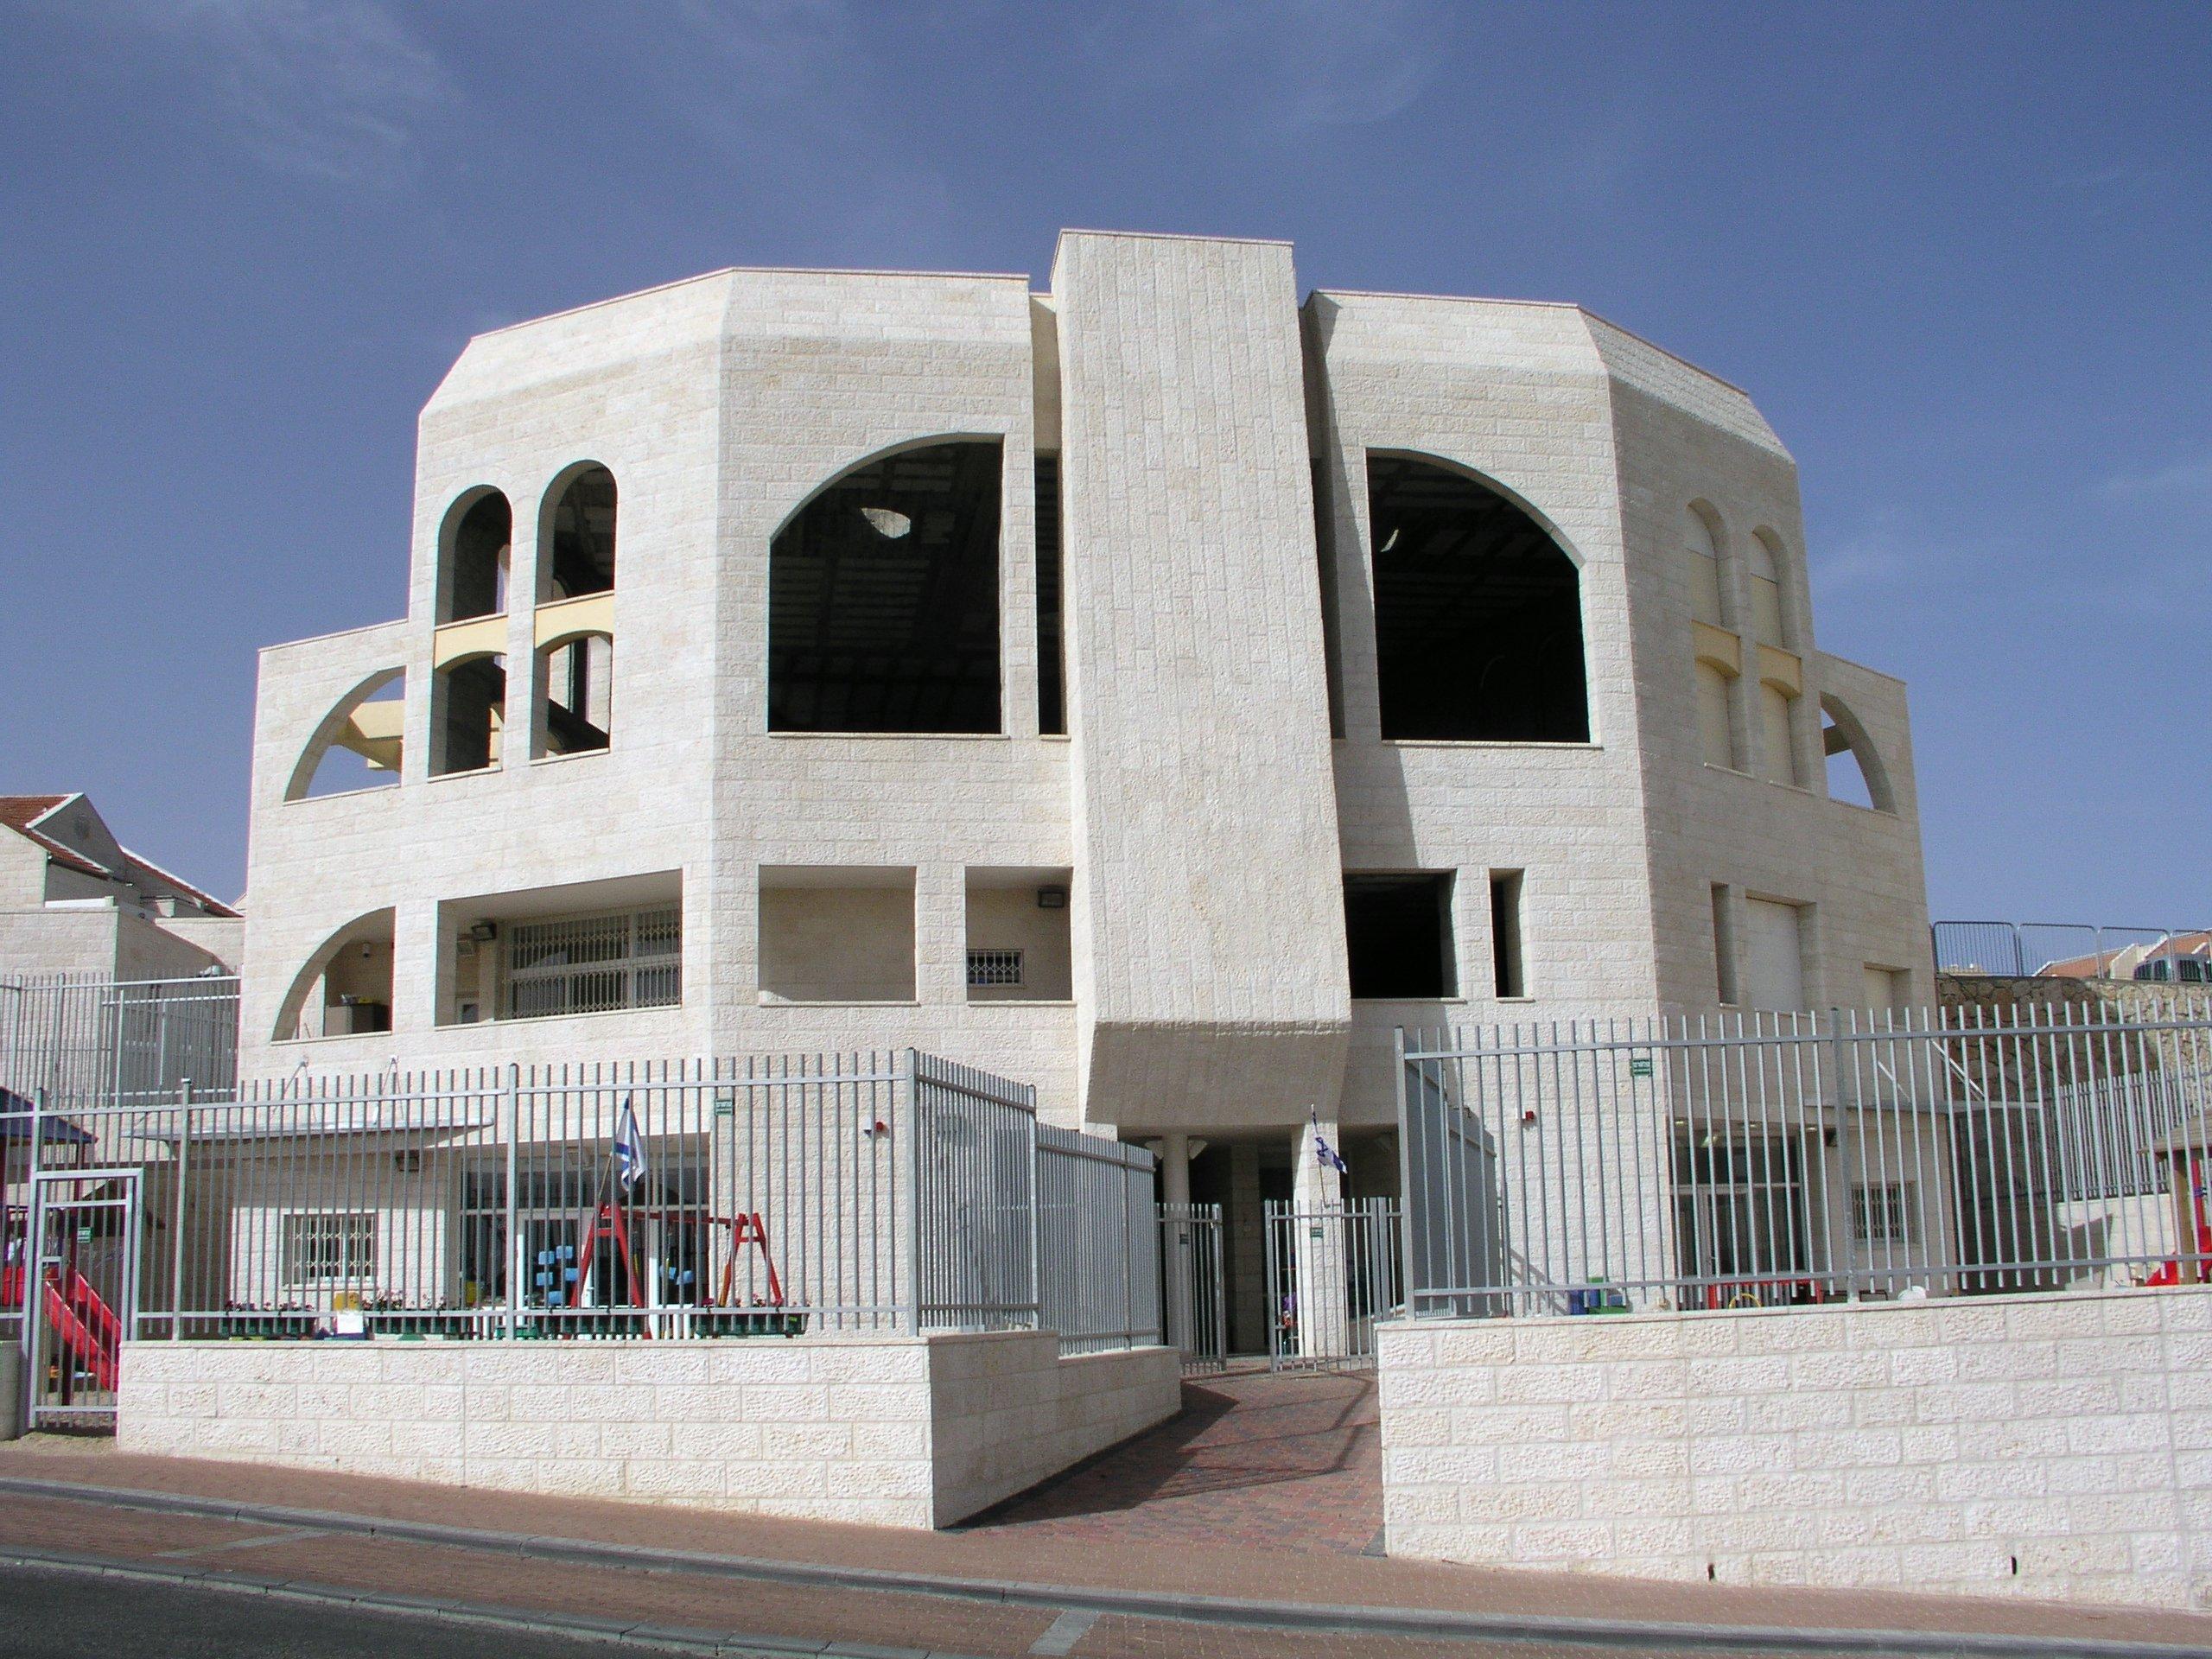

1264,1198,1402,1371
1398,1003,2212,1320
1,974,239,1110
1933,921,2210,982
1036,1122,1160,1355
5,1049,1158,1426
1157,1202,1226,1373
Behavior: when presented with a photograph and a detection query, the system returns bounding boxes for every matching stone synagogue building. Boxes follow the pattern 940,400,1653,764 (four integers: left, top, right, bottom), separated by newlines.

246,229,1929,1350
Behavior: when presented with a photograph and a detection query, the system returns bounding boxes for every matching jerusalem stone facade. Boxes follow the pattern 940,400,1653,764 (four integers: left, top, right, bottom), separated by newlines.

241,230,1930,1186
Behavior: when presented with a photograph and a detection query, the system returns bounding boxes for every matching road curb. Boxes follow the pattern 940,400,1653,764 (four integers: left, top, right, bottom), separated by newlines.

1,1474,2203,1659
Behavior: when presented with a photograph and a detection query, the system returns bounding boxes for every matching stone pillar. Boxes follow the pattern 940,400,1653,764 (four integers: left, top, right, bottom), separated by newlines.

1290,1118,1351,1363
1160,1134,1192,1351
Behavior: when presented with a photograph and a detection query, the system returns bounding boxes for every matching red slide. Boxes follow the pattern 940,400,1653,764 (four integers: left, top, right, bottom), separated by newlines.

39,1265,121,1392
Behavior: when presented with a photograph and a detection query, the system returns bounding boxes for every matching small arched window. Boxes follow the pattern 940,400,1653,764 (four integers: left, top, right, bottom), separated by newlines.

438,490,511,623
1747,528,1789,646
1367,454,1588,743
769,438,1003,734
1685,505,1727,627
543,466,618,601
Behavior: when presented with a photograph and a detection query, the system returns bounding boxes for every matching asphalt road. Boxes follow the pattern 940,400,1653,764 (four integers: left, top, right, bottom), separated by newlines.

0,1565,671,1659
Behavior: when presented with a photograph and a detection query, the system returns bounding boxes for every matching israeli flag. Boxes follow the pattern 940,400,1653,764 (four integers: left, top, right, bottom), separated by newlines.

1310,1107,1348,1175
613,1096,646,1192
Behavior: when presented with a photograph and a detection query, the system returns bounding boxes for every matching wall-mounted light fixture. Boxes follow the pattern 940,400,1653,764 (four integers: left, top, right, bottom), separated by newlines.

1037,887,1066,910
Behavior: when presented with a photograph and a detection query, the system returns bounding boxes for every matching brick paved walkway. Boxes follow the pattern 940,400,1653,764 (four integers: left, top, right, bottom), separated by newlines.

966,1363,1383,1554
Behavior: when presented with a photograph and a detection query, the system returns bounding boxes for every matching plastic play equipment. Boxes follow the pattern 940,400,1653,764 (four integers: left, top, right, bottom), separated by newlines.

2145,1176,2211,1287
3,1208,123,1392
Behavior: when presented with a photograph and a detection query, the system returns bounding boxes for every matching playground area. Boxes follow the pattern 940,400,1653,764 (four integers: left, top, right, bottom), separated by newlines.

3,1050,1161,1435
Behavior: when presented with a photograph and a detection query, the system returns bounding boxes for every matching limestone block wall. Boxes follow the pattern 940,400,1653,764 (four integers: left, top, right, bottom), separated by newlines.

1379,1289,2212,1610
1052,232,1351,1135
118,1331,1178,1529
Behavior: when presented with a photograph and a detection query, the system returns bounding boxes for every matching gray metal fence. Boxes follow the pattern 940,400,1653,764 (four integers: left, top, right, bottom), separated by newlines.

1,974,239,1110
1156,1201,1226,1373
1398,1004,2212,1320
6,1049,1159,1425
1263,1198,1401,1370
1933,921,2210,981
1037,1122,1160,1355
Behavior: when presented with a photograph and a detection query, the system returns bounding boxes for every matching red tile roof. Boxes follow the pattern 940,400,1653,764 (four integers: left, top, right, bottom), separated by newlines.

0,793,241,916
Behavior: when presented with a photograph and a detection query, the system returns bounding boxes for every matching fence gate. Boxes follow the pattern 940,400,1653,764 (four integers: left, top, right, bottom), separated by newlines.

1263,1198,1402,1372
1157,1202,1225,1372
24,1169,139,1429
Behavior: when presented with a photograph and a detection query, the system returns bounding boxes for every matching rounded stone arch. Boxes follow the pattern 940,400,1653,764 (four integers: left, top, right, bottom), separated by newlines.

538,461,619,601
429,649,508,776
273,907,397,1041
1684,499,1732,628
1820,693,1896,812
1363,448,1591,743
767,434,1006,735
1746,524,1793,646
285,667,405,802
537,628,613,756
436,486,512,623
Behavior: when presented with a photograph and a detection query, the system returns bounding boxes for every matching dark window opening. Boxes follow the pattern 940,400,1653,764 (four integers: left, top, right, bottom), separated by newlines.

1344,873,1457,999
545,466,617,600
1313,457,1344,738
769,440,1003,734
433,656,505,775
1490,870,1526,998
1035,455,1065,735
441,492,511,622
539,635,611,756
1367,454,1588,742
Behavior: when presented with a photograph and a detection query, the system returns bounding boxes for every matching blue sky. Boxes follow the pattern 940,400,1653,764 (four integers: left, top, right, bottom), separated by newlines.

2,2,2205,922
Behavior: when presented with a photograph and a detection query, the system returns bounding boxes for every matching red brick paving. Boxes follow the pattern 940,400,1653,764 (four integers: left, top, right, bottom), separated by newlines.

967,1363,1383,1554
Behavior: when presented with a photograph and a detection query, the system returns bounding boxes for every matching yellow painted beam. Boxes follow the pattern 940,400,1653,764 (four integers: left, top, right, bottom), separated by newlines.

433,614,508,669
1757,645,1802,696
1692,621,1741,676
534,591,616,652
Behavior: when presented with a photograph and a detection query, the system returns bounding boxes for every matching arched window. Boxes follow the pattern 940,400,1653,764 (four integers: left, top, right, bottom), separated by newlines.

275,908,396,1040
430,654,505,776
1685,505,1727,627
537,632,612,756
1694,658,1739,771
287,670,404,800
438,490,511,623
769,438,1003,734
1758,677,1802,786
1821,696,1895,811
1367,454,1588,742
1747,528,1789,646
543,465,617,601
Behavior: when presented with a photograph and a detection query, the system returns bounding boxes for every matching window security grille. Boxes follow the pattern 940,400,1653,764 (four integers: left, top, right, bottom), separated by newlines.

967,949,1024,988
1852,1182,1914,1244
505,906,682,1020
283,1212,376,1284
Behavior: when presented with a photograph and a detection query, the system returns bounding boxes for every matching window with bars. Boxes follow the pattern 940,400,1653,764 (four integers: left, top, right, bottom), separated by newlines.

282,1212,376,1284
505,906,682,1020
1851,1182,1915,1244
966,948,1024,988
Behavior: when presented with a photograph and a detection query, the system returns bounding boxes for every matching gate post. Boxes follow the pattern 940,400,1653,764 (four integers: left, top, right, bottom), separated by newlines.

15,1087,45,1432
171,1078,191,1341
503,1065,520,1340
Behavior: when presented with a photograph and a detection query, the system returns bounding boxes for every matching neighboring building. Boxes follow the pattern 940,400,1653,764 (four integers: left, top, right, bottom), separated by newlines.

0,793,241,980
241,231,1931,1342
2040,931,2212,983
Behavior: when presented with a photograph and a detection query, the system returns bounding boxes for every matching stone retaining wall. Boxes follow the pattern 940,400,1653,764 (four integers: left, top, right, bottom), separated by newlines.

1379,1288,2212,1609
119,1331,1178,1529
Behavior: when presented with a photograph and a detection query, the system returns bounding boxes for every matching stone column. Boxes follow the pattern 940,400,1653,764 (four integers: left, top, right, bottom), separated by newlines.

1290,1117,1351,1363
1160,1134,1192,1351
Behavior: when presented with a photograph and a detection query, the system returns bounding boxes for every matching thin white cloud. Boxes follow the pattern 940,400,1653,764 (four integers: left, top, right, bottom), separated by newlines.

117,0,456,187
1079,0,1454,137
2101,454,2212,499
